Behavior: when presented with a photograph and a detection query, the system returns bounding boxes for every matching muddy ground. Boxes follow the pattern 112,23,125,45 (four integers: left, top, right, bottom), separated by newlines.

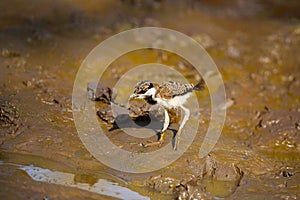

0,0,300,199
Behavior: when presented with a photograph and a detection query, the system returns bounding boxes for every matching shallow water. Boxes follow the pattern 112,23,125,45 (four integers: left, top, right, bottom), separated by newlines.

0,159,149,200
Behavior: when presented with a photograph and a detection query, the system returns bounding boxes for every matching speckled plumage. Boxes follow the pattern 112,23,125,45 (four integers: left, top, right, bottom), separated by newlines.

156,81,195,99
133,80,154,95
130,79,205,150
133,80,203,100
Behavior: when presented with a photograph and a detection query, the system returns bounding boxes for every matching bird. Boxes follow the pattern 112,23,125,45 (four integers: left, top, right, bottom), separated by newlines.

129,79,205,150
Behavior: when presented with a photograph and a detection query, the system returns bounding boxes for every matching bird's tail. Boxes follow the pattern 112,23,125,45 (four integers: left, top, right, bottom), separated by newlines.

193,79,205,91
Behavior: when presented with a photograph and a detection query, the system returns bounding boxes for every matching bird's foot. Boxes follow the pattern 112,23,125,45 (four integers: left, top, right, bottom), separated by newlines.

141,131,166,148
142,134,164,147
141,138,164,148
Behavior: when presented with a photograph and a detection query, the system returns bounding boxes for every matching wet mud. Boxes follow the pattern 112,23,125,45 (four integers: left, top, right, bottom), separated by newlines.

1,0,300,199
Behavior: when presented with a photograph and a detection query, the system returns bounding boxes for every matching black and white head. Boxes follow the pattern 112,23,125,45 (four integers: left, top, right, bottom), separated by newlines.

130,80,157,100
133,80,153,94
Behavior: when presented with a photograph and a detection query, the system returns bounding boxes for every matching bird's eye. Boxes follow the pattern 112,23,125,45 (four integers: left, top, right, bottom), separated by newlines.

148,83,154,89
134,88,145,94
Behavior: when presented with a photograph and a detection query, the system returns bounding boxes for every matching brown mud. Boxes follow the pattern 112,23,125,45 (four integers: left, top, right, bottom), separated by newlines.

0,0,300,199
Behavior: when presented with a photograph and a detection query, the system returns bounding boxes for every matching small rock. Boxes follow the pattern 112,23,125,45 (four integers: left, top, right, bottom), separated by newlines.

96,106,115,124
201,155,243,182
128,96,180,122
1,49,20,58
0,101,24,144
201,154,217,178
276,166,294,178
145,175,180,195
128,97,152,119
97,103,133,125
0,102,19,127
94,85,180,125
175,180,213,200
87,82,115,103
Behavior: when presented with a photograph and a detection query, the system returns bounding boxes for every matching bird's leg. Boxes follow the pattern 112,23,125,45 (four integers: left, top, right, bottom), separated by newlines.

143,109,170,148
173,105,190,150
158,109,170,142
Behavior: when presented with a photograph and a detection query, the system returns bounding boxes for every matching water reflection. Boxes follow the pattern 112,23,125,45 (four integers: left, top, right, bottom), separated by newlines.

0,161,149,200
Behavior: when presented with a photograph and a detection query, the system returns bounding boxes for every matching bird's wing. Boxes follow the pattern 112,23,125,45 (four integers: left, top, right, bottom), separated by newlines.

156,83,173,99
158,81,193,98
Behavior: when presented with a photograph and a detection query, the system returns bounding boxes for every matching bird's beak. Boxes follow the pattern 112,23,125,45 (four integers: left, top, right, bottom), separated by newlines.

129,93,138,99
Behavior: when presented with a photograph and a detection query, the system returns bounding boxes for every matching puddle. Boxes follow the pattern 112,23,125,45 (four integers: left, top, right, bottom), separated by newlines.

0,160,149,200
202,179,240,198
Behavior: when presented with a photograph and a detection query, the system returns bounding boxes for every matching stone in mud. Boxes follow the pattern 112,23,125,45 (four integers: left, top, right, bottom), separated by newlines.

128,97,152,119
95,99,143,124
0,101,24,144
88,85,149,122
145,175,214,199
97,103,134,125
96,106,115,124
128,96,180,122
145,175,180,195
253,109,300,149
175,180,214,200
95,86,180,124
275,166,294,178
1,49,20,58
180,155,243,198
201,154,243,182
87,82,115,103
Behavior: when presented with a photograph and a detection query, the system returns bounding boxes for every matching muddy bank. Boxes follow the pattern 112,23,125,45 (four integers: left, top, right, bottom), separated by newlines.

1,0,300,199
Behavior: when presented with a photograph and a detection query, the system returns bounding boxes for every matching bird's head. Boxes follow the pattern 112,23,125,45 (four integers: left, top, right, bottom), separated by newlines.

130,80,155,99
